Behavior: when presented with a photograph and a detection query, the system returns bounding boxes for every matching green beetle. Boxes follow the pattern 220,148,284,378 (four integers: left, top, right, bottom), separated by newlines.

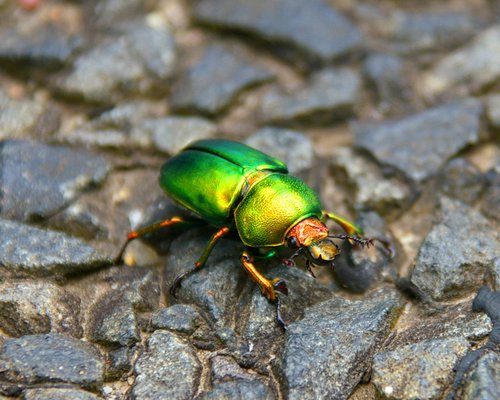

117,139,373,319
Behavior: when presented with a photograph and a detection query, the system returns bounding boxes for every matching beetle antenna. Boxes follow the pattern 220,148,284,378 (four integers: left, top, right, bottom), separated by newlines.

328,234,373,247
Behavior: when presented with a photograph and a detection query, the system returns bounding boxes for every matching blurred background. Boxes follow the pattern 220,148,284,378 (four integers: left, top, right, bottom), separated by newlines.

0,1,498,399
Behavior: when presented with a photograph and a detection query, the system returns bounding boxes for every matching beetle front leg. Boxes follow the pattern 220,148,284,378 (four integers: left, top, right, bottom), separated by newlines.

240,251,288,301
169,226,230,297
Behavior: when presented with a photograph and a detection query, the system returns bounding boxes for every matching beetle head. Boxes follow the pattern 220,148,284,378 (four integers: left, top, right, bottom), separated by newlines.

286,218,340,267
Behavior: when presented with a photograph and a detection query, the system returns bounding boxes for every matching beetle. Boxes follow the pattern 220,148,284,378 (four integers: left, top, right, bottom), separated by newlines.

116,139,375,325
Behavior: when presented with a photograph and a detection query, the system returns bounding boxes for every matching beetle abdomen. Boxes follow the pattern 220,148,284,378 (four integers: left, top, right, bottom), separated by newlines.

234,173,323,247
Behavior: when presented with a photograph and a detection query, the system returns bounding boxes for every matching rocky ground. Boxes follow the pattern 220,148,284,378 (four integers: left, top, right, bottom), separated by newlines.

0,0,499,399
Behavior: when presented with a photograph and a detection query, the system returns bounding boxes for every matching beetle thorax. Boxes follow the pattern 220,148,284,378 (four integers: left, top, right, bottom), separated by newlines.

287,217,328,247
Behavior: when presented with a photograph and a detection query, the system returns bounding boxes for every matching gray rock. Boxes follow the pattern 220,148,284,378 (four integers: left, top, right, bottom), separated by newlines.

199,355,274,399
105,346,133,380
353,98,483,183
91,0,150,29
0,90,46,140
0,140,109,222
132,330,201,400
379,11,481,55
193,0,363,63
0,218,111,278
24,388,101,400
437,158,486,205
462,351,500,400
199,381,274,400
387,302,492,348
423,25,500,97
281,288,402,399
145,116,216,154
163,228,247,328
372,337,470,400
0,334,103,390
151,304,203,334
171,44,273,115
260,68,361,126
87,293,139,346
486,94,500,129
0,23,83,70
245,128,313,173
411,197,499,301
65,101,159,149
362,53,414,116
99,266,161,312
331,147,412,216
0,281,82,337
57,22,175,103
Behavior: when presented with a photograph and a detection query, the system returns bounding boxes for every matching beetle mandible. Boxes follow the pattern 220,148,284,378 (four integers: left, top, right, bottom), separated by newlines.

116,139,375,325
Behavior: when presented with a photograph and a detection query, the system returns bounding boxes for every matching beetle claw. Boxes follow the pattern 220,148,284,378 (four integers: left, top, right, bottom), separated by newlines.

273,279,288,296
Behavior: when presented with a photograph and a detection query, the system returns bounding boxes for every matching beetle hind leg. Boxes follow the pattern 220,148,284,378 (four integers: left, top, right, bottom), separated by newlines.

169,226,230,298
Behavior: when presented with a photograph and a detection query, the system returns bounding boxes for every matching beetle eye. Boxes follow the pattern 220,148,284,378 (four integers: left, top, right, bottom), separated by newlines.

287,236,299,248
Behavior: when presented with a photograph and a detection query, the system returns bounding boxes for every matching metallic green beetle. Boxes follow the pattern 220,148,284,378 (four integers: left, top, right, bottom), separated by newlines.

117,139,372,311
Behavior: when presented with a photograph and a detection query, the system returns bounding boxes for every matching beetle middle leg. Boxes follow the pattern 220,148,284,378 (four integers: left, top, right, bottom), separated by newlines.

169,226,230,297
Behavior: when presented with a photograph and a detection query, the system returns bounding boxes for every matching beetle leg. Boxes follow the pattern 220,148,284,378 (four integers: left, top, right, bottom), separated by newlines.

115,216,193,264
322,210,364,237
240,250,288,301
169,226,230,298
305,260,316,278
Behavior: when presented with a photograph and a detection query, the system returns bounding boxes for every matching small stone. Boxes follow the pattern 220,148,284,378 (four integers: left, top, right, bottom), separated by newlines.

411,197,499,301
362,53,414,116
23,388,100,400
57,22,175,103
132,330,201,400
87,293,139,347
0,22,83,70
260,68,360,126
372,337,470,400
245,128,313,173
281,288,402,399
64,101,159,149
151,304,203,334
462,351,500,400
105,346,133,380
199,355,274,398
0,90,46,140
0,281,82,337
193,0,362,63
331,147,412,216
146,116,216,154
0,334,103,389
353,98,483,183
0,140,109,222
199,381,273,400
379,11,480,55
423,25,500,97
171,44,273,115
437,158,486,205
0,219,111,278
91,0,149,29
